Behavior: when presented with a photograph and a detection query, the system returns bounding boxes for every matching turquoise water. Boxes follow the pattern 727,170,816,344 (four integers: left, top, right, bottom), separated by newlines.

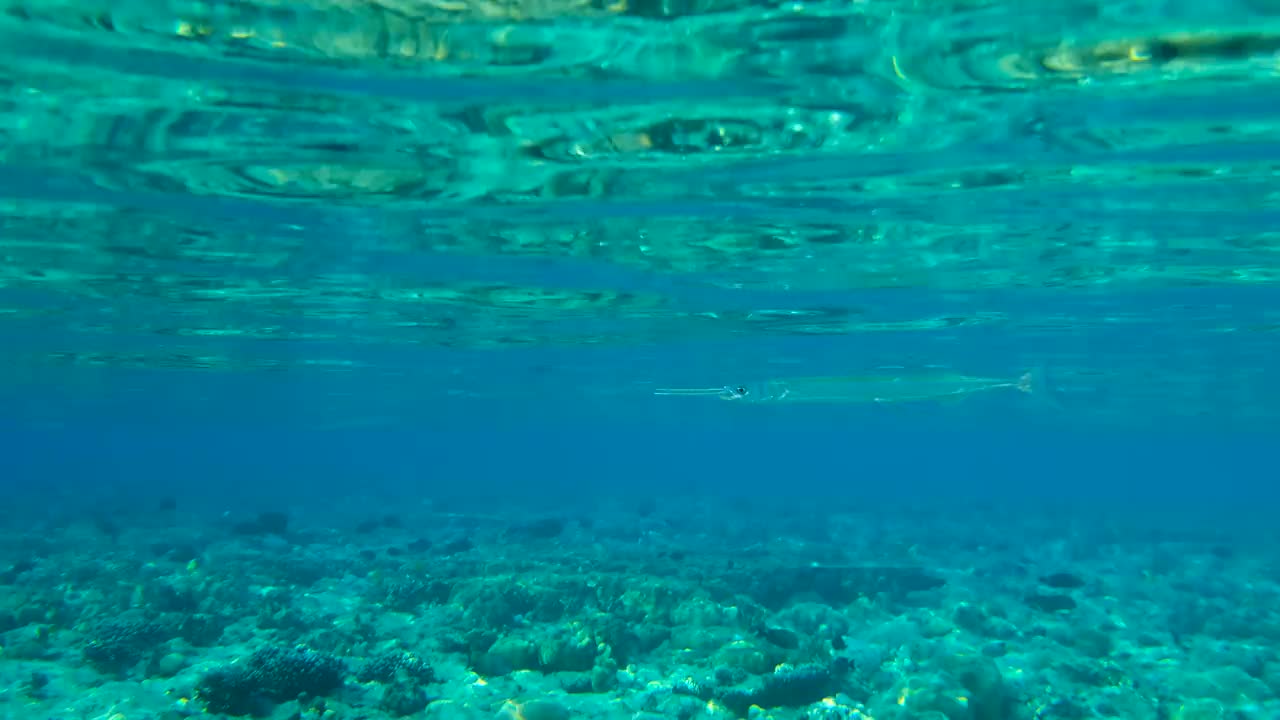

2,2,1280,720
3,0,1280,428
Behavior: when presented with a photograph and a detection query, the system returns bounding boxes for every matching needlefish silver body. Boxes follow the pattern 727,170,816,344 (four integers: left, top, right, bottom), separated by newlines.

654,367,1038,405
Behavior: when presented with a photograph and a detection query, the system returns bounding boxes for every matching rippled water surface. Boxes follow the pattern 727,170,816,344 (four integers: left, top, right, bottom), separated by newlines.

3,0,1280,428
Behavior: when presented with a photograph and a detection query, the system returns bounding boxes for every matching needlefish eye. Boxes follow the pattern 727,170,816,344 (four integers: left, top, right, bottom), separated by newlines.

720,385,751,400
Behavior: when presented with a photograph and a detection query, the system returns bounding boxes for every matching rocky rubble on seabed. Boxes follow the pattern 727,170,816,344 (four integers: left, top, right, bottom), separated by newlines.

1,498,1277,720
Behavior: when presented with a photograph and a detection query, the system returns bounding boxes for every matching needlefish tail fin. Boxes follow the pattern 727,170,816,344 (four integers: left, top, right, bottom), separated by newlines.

1016,366,1066,410
1017,371,1035,394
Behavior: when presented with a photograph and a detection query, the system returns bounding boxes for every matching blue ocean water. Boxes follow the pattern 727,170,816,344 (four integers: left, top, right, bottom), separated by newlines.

3,2,1280,719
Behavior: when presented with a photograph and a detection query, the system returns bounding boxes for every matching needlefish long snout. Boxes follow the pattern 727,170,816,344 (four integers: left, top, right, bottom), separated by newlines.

654,368,1040,405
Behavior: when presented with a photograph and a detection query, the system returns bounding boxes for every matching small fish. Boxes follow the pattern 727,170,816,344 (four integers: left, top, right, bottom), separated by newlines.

655,367,1041,405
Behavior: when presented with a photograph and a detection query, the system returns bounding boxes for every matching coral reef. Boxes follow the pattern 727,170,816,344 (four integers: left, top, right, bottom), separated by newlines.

1,501,1277,720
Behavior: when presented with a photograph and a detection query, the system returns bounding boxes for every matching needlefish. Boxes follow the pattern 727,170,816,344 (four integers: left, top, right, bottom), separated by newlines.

653,367,1040,405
